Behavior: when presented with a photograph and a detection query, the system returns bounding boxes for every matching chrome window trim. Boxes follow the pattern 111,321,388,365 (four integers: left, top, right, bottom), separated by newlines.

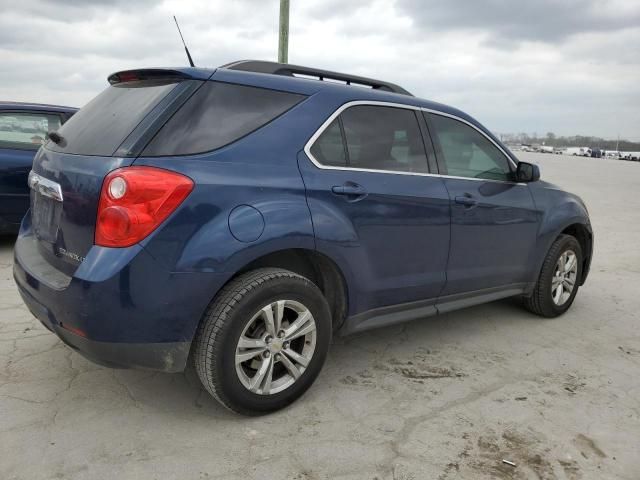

28,170,63,202
303,100,524,185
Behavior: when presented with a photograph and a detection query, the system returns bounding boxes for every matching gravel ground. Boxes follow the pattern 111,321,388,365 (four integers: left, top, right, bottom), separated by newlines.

1,152,639,480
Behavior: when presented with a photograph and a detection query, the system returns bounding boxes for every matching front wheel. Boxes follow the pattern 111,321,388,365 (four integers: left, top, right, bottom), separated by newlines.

193,268,332,415
524,234,583,317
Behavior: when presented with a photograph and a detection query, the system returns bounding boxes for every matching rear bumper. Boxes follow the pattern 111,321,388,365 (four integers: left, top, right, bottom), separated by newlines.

13,224,228,372
16,281,189,371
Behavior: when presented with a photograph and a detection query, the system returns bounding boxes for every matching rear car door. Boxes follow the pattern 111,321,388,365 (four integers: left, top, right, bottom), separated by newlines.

298,103,450,316
425,112,539,296
0,111,64,231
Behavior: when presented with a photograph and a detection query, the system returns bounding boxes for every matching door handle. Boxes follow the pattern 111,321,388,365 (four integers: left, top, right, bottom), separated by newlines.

332,184,367,197
455,195,478,208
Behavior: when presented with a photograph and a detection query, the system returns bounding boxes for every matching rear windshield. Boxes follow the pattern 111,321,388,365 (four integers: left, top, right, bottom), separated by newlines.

47,80,178,156
141,81,306,156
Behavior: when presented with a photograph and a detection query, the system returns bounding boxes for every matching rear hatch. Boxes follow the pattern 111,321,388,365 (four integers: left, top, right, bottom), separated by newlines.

28,69,208,276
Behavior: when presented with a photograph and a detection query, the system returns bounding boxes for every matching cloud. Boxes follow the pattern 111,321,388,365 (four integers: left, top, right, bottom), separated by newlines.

396,0,640,44
0,0,638,139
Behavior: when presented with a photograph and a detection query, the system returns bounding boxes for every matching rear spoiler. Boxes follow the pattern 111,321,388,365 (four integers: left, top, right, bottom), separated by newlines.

107,68,213,85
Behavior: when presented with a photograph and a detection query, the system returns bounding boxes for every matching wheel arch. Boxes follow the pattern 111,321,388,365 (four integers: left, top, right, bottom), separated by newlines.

231,248,349,330
559,222,593,285
532,219,593,288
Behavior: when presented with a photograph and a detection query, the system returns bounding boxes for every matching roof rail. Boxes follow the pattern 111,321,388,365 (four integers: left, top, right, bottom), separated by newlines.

220,60,412,96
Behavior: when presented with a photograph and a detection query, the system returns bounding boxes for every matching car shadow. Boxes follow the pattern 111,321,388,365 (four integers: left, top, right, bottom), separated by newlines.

0,234,17,248
2,229,542,421
333,296,536,348
82,297,538,419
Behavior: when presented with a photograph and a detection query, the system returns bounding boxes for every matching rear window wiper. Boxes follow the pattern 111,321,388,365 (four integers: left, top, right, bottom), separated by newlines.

46,131,64,145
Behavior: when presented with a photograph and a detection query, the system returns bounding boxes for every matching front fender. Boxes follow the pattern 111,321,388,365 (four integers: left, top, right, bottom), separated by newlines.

529,182,592,285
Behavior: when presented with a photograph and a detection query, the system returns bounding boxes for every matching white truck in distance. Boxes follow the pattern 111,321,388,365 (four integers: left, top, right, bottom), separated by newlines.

564,147,591,156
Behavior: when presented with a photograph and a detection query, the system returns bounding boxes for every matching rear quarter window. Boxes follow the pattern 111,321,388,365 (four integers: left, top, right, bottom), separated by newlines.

141,82,306,157
309,119,346,166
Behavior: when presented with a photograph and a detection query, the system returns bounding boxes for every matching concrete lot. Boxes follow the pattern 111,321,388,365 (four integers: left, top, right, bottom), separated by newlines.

1,152,639,479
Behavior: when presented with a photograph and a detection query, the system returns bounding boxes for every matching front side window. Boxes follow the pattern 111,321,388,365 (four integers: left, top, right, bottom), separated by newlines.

341,106,429,173
0,112,61,151
428,113,512,181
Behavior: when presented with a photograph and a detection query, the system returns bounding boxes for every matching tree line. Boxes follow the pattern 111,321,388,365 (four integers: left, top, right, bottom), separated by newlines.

499,132,640,151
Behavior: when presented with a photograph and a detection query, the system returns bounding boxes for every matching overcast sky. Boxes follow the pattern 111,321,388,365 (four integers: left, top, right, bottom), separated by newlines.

1,0,639,140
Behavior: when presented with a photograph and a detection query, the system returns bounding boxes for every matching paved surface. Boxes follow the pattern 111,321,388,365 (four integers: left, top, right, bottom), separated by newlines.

1,152,639,480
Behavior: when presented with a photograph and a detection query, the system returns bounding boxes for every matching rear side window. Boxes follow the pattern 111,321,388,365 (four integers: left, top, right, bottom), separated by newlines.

48,80,179,156
142,82,306,156
0,112,62,151
342,106,429,173
309,105,429,173
428,114,512,181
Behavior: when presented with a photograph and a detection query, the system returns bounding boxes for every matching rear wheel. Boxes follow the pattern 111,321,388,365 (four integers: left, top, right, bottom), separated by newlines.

524,234,582,317
193,268,331,415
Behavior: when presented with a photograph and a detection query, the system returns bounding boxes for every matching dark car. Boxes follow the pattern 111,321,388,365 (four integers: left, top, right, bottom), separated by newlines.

13,61,592,414
0,102,77,233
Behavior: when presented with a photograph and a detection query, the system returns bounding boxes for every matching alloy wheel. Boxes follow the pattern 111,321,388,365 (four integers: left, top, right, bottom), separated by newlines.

551,249,578,306
235,300,317,395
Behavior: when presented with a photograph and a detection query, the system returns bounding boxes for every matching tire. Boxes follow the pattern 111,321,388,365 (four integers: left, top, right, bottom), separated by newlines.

524,234,583,318
193,268,332,415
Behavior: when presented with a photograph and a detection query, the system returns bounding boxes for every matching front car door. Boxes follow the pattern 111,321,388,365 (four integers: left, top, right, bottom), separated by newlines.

425,112,539,299
298,102,450,329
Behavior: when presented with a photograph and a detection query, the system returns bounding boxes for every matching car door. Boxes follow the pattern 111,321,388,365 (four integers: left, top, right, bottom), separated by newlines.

0,111,64,229
425,112,539,297
298,103,451,317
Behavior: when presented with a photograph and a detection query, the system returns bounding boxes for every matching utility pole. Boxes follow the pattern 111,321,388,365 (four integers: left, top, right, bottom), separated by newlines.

278,0,290,64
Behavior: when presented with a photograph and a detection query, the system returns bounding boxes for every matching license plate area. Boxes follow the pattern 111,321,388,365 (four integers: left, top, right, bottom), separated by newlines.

31,191,62,243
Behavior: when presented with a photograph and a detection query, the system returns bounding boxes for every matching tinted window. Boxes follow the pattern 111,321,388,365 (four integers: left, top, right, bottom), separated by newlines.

340,106,428,173
143,82,305,156
309,119,346,166
48,80,178,156
429,114,512,181
0,112,61,151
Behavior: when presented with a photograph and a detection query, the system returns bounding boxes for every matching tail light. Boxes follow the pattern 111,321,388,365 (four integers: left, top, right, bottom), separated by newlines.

95,166,194,247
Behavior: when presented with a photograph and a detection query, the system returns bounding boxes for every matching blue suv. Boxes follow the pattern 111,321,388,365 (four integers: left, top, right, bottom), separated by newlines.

14,61,592,414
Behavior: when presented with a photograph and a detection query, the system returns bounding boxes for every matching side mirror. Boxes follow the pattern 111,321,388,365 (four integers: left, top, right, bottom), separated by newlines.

516,161,540,182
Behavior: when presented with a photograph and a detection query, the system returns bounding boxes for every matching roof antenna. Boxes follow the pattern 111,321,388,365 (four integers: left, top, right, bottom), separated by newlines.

173,15,195,67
